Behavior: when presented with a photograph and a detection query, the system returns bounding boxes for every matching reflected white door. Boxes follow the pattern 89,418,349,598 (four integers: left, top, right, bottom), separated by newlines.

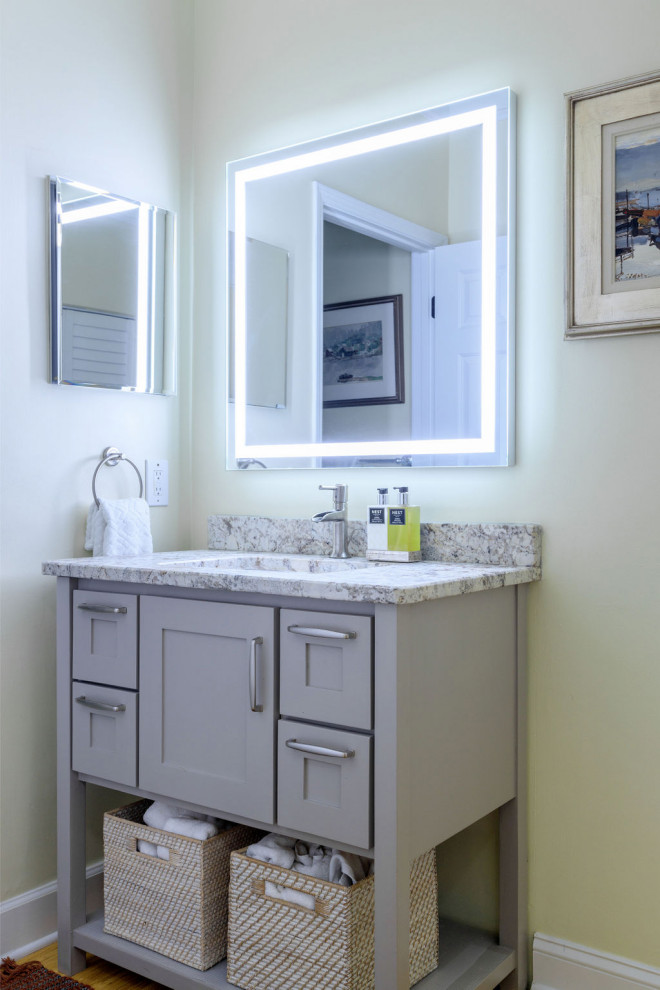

412,238,508,466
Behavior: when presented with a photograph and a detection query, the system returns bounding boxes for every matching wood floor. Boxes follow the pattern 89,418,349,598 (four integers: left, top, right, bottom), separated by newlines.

18,943,164,990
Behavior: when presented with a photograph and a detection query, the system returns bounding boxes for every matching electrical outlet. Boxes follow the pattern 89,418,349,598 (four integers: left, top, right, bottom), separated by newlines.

145,459,169,506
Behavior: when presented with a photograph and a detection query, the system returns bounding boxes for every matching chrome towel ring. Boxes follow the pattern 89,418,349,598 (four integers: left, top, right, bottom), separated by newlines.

92,446,144,508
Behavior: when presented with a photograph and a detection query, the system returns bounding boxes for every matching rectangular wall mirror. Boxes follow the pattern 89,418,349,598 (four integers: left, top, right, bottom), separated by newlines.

49,177,177,394
227,87,515,468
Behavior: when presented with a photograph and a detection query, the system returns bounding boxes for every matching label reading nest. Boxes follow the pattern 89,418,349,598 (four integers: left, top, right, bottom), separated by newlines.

389,508,406,525
369,507,386,524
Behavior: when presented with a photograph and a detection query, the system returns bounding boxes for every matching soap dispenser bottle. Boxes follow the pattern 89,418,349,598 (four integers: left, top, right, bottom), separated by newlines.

387,486,421,562
366,488,389,560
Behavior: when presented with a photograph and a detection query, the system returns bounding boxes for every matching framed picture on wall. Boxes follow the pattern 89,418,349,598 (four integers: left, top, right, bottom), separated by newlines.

565,70,660,338
322,294,404,408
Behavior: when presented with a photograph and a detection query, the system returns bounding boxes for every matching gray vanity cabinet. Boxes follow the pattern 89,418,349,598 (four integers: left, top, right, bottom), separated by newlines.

53,571,530,990
138,596,276,823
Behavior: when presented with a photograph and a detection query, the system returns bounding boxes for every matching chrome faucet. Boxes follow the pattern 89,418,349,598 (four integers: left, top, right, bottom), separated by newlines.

312,483,349,558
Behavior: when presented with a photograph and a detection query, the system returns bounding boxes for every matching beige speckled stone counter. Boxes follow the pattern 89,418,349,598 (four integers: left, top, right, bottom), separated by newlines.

43,518,541,605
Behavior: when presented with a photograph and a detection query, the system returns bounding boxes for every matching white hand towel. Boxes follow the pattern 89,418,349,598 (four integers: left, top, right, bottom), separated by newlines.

246,833,297,870
84,504,106,555
293,841,332,880
329,851,371,887
163,817,219,840
265,881,316,912
98,497,153,555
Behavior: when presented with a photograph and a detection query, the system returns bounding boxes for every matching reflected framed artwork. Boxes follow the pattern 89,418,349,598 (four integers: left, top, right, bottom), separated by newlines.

566,71,660,338
322,294,404,408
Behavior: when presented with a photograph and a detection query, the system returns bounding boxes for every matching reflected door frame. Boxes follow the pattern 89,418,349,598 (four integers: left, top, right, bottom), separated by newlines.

312,182,447,450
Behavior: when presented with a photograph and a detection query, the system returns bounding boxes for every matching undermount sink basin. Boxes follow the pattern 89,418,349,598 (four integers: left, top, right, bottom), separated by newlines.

177,553,376,574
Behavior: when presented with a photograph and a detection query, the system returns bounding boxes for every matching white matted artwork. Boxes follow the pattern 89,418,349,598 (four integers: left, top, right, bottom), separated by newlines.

566,70,660,338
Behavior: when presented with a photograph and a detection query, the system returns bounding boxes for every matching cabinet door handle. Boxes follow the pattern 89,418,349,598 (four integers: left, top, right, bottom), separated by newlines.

75,695,126,713
287,625,357,640
285,738,355,759
249,637,264,712
77,603,128,614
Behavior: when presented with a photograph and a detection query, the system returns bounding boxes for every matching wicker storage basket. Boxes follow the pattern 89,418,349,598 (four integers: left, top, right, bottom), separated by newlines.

227,846,438,989
103,800,262,970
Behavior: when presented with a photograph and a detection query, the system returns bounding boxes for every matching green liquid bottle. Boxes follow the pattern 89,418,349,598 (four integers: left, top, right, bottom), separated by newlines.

387,486,421,560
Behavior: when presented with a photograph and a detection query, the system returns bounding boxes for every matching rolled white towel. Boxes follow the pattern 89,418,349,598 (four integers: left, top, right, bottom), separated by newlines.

143,801,223,831
136,839,170,860
164,816,219,840
329,851,372,887
137,839,158,857
265,881,316,911
143,802,189,830
246,833,297,870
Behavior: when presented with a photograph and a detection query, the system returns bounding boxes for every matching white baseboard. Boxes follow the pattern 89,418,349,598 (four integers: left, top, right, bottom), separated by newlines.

0,862,103,960
532,933,660,990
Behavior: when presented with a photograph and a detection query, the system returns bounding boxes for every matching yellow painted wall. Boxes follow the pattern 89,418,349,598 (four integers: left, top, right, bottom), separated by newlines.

189,0,660,970
0,0,194,897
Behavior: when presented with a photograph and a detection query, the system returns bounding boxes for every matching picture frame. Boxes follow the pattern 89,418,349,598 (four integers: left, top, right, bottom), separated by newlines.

322,294,404,407
565,70,660,339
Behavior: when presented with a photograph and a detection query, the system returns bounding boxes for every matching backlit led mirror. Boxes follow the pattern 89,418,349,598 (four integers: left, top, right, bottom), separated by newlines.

227,87,515,467
49,177,176,394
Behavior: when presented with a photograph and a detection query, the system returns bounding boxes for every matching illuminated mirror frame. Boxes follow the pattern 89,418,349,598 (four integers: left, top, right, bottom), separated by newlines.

228,87,515,465
49,176,177,395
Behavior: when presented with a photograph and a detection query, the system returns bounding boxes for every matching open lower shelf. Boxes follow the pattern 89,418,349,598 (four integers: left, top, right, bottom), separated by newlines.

73,912,515,990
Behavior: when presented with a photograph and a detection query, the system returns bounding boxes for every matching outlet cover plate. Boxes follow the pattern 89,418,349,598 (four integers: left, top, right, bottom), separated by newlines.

145,459,169,506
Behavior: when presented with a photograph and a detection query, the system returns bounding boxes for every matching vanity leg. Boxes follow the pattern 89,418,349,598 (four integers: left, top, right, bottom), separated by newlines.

499,585,528,990
57,773,87,975
56,577,87,975
374,605,411,990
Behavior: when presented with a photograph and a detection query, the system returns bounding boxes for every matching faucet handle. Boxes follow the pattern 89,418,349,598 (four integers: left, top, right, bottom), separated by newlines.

319,483,348,508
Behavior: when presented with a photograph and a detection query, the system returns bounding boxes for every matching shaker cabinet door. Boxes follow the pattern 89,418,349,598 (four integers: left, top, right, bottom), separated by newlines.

139,596,276,823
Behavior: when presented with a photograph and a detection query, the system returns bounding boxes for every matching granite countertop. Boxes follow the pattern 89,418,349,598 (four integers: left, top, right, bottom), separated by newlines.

42,517,541,606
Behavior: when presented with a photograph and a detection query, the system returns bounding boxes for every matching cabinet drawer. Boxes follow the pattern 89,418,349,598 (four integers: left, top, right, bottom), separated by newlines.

280,609,372,730
277,720,372,849
73,590,137,688
72,683,137,787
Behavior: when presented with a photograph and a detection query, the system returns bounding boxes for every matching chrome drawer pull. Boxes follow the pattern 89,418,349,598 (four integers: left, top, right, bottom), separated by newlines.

77,603,128,615
75,695,126,713
287,625,357,640
249,637,264,712
285,738,355,759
